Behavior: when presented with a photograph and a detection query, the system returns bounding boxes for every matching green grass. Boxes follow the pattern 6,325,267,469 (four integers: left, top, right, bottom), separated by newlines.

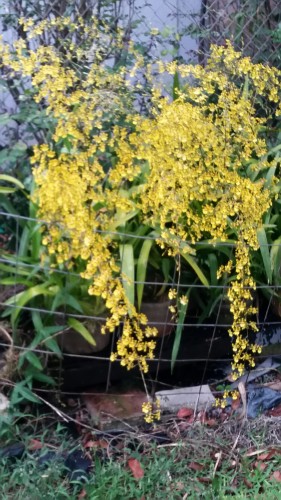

1,409,281,499
1,441,281,500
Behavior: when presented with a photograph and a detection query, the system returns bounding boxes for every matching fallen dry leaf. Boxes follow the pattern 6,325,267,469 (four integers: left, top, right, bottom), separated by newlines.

205,418,217,427
198,412,217,426
189,461,204,472
230,476,238,489
257,449,278,461
219,411,229,423
263,381,281,391
271,470,281,482
84,440,99,448
173,481,185,491
128,458,144,479
28,439,43,451
238,382,247,418
84,439,108,449
244,449,266,458
267,404,281,417
198,410,206,422
254,461,267,471
231,396,241,411
78,489,87,499
177,407,194,419
197,477,212,484
178,420,194,432
213,451,222,477
243,478,253,489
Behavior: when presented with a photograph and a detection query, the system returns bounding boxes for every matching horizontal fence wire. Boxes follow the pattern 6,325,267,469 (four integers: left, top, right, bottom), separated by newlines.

2,300,281,329
2,211,281,248
1,340,280,365
2,255,281,290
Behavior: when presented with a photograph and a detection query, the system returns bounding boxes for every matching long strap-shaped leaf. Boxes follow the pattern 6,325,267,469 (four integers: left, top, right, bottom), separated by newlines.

3,283,53,327
180,251,209,287
137,238,153,310
67,317,96,346
119,243,135,316
270,235,281,285
257,227,272,284
0,174,24,189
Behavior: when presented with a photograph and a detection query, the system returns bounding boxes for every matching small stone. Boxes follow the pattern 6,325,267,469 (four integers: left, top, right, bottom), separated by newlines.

83,389,147,430
156,385,215,411
0,393,9,414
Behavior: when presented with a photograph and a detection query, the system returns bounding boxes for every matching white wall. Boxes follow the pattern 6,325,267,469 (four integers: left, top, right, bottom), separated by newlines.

0,0,202,143
135,0,201,60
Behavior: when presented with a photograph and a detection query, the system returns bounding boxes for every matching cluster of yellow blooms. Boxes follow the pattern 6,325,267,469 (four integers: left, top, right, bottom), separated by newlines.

142,399,161,424
215,389,240,409
1,18,281,405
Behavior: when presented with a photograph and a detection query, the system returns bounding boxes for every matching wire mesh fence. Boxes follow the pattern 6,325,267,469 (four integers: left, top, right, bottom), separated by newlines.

0,0,281,413
1,208,281,403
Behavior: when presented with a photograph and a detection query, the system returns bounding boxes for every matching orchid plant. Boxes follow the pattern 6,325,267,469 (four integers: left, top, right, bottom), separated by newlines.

1,18,281,416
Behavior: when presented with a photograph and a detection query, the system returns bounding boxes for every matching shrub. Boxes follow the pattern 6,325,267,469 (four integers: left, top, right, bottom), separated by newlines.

1,18,281,387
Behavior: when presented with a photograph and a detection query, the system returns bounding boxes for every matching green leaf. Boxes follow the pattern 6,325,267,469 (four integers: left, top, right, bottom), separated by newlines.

194,240,233,259
0,113,10,125
0,262,31,276
171,291,190,373
18,226,31,258
30,222,41,261
0,174,24,189
180,251,209,287
172,71,180,101
0,277,33,286
4,283,54,326
161,258,170,283
137,239,153,310
44,337,62,356
25,371,56,386
108,210,139,232
51,291,83,313
207,253,218,286
40,325,66,336
265,164,277,189
67,317,96,346
0,187,17,194
24,351,43,371
270,236,281,285
11,383,40,404
242,73,249,100
0,195,24,225
257,227,272,284
119,243,135,314
31,310,43,333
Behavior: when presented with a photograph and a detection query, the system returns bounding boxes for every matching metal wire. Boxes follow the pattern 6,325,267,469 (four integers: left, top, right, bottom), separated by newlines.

0,341,280,364
2,300,281,329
